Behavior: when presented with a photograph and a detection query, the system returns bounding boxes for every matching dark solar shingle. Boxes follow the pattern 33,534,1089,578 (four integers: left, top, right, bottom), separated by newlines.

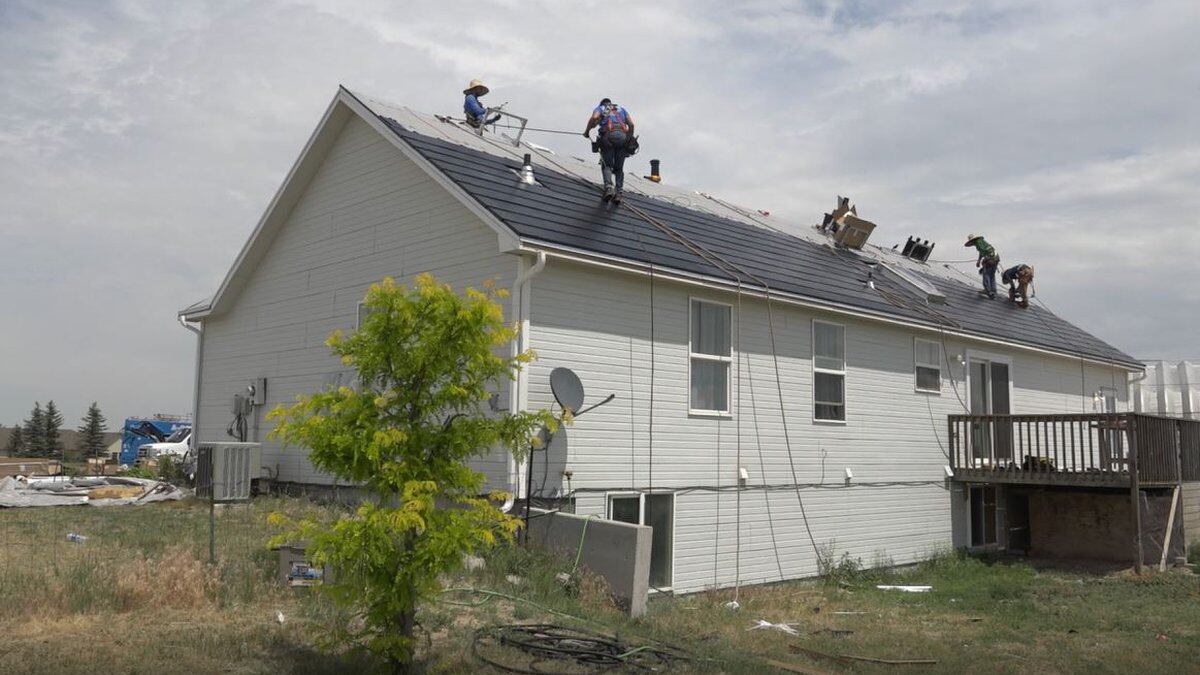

379,117,1138,368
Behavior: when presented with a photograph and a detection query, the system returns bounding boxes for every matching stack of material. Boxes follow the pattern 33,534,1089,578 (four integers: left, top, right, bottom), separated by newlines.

0,475,187,508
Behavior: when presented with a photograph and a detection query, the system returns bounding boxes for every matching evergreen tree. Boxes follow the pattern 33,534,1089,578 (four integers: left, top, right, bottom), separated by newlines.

23,403,45,458
4,425,25,456
43,400,64,459
78,402,108,458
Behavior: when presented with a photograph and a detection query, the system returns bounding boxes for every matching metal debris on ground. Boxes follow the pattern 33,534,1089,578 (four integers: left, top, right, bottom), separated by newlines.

0,475,186,508
748,619,801,636
875,585,932,593
472,623,689,673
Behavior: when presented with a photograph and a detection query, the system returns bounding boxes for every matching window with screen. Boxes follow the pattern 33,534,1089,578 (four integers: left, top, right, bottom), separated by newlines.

915,338,942,393
690,300,732,414
813,321,845,421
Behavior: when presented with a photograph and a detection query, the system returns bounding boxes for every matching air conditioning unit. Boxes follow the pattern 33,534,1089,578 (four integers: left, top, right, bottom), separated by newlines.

196,442,261,502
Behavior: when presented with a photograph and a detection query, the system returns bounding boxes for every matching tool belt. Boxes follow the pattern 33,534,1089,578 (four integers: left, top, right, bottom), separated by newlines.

591,134,639,155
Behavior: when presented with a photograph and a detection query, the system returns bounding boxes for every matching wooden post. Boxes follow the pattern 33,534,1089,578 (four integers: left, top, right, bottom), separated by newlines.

1129,415,1143,574
1159,485,1181,571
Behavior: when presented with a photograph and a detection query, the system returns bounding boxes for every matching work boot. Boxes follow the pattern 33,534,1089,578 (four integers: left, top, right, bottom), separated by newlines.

602,186,615,202
612,189,623,204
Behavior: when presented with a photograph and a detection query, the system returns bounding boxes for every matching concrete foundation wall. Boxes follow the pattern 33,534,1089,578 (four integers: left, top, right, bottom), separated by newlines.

525,509,651,616
1026,488,1184,563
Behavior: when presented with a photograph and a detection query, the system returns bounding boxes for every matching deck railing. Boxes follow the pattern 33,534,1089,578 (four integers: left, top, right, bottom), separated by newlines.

948,413,1200,486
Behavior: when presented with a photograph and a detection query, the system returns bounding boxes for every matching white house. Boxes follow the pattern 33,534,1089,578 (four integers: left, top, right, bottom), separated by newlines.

182,87,1197,593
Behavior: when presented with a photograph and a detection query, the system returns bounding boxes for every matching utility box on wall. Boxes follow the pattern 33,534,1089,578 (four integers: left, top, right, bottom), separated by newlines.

196,442,261,501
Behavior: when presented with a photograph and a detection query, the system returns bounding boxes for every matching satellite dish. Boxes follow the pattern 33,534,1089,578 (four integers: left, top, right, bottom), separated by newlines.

549,367,585,413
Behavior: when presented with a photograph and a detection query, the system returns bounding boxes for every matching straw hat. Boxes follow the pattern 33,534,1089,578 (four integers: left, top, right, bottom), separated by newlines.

964,234,982,246
463,79,489,96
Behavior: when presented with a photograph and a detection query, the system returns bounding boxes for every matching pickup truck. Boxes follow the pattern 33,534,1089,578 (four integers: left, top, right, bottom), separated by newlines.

137,427,192,460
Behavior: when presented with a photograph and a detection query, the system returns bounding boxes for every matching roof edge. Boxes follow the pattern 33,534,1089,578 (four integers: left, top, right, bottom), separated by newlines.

186,86,523,322
517,240,1144,371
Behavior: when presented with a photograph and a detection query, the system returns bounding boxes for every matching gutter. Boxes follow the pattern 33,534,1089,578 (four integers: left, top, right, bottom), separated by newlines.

178,315,204,451
502,251,547,513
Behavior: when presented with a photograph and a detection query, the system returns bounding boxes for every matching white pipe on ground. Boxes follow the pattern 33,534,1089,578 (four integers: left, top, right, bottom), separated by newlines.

502,251,547,513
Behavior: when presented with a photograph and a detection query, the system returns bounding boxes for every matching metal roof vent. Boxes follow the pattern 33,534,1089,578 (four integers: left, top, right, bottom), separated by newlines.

900,236,935,263
519,154,536,185
879,262,947,304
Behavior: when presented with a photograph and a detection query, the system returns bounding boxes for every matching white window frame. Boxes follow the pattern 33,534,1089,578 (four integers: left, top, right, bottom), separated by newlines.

914,337,943,394
812,320,846,424
964,349,1016,467
688,298,733,417
605,491,676,590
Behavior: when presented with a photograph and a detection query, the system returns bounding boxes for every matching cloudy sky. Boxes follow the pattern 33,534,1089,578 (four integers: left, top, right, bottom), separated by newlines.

1,0,1197,426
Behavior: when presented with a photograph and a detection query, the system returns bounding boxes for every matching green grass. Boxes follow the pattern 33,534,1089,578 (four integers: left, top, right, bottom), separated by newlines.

1,499,1197,673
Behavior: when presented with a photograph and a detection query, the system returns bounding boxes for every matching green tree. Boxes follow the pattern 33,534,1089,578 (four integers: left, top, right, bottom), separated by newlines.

23,403,45,458
78,402,109,458
43,400,64,459
4,425,25,456
268,274,554,669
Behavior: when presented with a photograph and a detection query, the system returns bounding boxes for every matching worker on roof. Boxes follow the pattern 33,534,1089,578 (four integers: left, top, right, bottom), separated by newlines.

965,234,1000,299
583,98,635,203
463,79,500,128
1002,264,1035,308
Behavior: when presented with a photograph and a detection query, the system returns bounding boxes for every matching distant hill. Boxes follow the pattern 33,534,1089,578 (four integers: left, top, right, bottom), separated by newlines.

0,425,122,458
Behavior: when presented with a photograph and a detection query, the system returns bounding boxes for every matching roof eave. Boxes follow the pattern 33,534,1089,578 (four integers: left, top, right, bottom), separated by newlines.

515,239,1143,372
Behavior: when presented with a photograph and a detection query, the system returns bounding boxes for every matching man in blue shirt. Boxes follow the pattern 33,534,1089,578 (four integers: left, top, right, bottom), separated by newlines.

584,98,635,203
463,79,499,128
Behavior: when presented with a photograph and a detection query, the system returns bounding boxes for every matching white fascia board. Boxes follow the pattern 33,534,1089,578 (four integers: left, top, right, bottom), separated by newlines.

337,87,522,253
515,240,1141,372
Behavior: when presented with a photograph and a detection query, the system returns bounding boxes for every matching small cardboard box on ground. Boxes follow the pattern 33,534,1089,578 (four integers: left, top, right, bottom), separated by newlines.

274,542,331,587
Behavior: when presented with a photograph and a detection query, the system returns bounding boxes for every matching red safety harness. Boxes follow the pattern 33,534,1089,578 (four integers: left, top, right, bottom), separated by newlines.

600,105,628,134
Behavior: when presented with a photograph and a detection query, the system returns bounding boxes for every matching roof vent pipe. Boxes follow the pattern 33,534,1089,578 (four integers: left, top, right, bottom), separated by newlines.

519,153,536,185
648,159,661,183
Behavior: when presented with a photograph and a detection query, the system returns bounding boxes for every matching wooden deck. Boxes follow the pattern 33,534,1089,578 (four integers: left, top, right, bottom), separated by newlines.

948,413,1200,489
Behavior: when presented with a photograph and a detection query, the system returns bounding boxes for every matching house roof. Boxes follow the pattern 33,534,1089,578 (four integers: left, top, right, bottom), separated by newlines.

183,87,1139,370
349,93,1138,369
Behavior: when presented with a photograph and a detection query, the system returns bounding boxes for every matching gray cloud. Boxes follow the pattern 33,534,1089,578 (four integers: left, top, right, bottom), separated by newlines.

0,0,1196,425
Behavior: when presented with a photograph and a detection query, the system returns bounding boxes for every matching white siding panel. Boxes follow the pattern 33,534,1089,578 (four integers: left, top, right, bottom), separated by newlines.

528,259,1128,593
197,116,517,486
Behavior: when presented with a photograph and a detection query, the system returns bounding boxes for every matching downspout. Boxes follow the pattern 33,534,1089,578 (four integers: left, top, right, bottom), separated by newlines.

1129,366,1149,413
178,315,203,451
502,251,546,513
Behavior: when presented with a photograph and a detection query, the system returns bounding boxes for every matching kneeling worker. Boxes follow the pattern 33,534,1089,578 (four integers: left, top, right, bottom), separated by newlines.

463,79,500,128
1002,264,1035,308
584,98,635,203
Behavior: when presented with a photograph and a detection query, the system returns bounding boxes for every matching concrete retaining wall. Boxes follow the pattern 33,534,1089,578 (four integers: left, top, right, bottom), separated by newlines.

525,509,651,616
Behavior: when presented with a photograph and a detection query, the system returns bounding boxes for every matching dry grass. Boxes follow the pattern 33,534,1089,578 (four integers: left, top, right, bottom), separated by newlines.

1,498,1197,674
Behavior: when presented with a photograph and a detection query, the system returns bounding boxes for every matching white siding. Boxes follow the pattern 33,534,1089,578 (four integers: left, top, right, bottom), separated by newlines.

527,259,1129,592
197,116,516,485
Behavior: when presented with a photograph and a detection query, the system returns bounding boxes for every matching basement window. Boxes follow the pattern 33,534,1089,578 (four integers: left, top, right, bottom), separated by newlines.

813,321,845,422
915,338,942,393
689,299,732,415
608,492,674,590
